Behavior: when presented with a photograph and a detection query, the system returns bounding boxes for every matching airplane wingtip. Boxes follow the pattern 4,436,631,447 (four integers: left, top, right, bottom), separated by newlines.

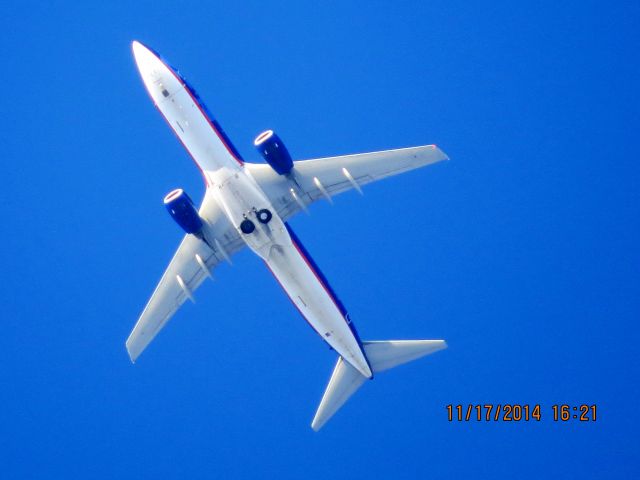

125,342,138,364
310,417,323,432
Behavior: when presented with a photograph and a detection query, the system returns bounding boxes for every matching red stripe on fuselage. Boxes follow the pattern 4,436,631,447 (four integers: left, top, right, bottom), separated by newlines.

162,63,244,167
291,239,343,320
263,260,328,340
288,233,372,375
151,101,211,186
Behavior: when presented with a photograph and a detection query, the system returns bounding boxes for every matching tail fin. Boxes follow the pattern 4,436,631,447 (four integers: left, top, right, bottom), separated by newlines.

311,340,447,431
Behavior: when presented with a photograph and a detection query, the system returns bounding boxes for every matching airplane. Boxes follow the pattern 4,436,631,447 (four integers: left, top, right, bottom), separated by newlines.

127,40,449,430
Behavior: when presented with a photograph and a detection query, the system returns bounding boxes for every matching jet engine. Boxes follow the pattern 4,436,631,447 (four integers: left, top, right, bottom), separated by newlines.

254,130,293,175
163,188,203,234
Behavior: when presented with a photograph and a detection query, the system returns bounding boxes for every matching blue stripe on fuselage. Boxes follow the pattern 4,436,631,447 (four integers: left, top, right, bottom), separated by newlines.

181,79,245,163
284,223,370,367
138,41,245,163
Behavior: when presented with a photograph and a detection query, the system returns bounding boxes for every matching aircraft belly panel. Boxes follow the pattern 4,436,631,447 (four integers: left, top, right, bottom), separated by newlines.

156,88,238,173
211,171,290,254
266,242,372,378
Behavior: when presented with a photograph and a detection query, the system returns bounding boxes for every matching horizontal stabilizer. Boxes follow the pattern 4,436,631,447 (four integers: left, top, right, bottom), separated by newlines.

364,340,447,372
311,340,446,431
311,357,367,431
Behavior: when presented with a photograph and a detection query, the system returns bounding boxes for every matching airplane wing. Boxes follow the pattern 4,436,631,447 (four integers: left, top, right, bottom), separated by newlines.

245,144,448,220
126,191,244,362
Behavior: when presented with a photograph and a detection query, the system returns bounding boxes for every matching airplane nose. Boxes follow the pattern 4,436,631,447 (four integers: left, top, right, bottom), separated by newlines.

131,41,180,104
131,40,152,65
131,40,164,84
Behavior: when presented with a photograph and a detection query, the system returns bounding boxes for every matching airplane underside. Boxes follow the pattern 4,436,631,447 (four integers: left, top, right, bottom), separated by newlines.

127,40,449,429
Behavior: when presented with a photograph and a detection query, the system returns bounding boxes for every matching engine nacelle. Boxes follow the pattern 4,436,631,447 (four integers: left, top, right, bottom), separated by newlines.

254,130,293,175
164,188,203,234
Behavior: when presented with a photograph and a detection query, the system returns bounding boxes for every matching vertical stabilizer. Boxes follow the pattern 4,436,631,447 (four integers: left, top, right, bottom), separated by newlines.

311,340,447,431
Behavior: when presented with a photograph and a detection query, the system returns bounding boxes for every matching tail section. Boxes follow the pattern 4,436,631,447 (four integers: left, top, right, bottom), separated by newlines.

311,340,447,431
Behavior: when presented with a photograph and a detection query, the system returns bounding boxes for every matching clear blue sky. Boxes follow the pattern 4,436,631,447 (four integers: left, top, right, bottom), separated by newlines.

1,1,638,478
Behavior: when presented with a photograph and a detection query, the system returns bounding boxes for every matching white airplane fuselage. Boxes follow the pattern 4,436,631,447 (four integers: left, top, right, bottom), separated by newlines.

133,42,372,378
